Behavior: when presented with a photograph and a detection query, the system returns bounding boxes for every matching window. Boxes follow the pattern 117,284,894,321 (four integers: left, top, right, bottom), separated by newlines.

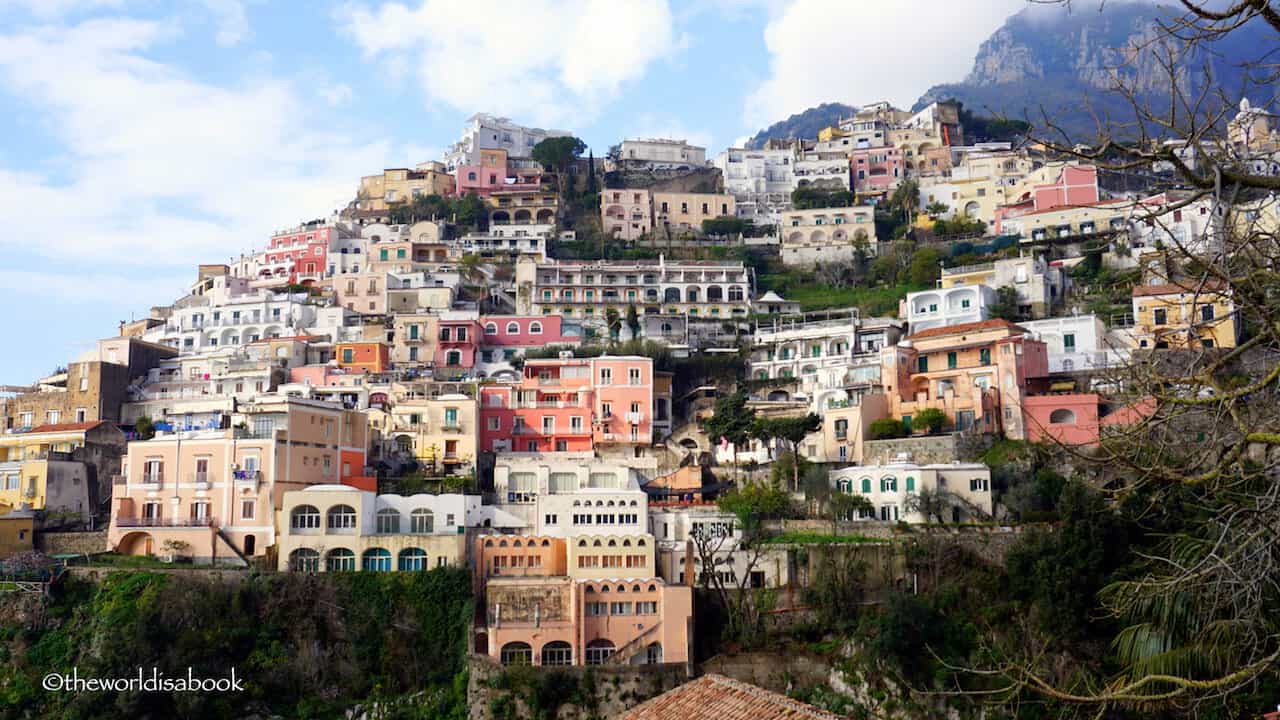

487,417,500,431
506,321,520,334
542,642,573,666
410,508,434,533
241,500,256,520
628,367,642,385
544,513,558,525
1063,333,1076,350
610,602,632,615
398,548,427,571
861,477,872,494
599,368,612,385
1153,308,1168,325
529,322,542,334
326,549,355,572
327,505,357,532
905,476,916,492
969,477,990,492
585,602,608,616
880,476,898,492
585,640,616,665
979,348,991,365
1200,304,1215,321
362,548,392,571
917,357,928,372
289,549,320,572
947,351,957,369
342,348,354,363
290,505,321,531
636,601,658,615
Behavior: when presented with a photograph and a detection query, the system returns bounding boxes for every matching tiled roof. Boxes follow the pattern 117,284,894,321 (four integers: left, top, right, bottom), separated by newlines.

1131,279,1228,297
24,421,107,434
906,318,1026,340
618,674,847,720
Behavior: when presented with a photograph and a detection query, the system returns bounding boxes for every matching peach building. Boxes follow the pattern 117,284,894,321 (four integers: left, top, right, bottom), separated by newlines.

880,319,1048,440
1131,280,1238,350
479,357,656,453
602,188,653,242
107,398,369,564
336,342,390,374
475,532,691,667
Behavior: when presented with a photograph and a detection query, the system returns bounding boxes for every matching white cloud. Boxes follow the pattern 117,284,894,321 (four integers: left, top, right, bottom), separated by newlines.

0,0,125,20
319,81,353,106
339,0,679,127
620,114,714,151
0,17,392,278
198,0,249,46
744,0,1026,130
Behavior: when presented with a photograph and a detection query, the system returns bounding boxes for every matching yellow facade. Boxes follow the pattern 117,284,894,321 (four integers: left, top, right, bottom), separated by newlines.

1131,285,1238,350
652,192,736,231
358,165,456,212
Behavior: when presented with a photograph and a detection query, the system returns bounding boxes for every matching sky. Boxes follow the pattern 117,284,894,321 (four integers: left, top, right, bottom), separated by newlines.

0,0,1029,383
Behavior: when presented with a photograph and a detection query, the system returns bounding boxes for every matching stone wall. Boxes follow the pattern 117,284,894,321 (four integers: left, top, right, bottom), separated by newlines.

35,530,108,556
64,566,249,583
466,654,688,720
765,518,1038,567
862,434,958,464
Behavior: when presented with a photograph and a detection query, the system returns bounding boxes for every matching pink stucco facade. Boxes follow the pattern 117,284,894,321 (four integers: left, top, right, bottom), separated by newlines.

257,226,334,285
480,316,579,348
435,319,483,370
1031,165,1099,211
850,146,904,195
479,357,654,453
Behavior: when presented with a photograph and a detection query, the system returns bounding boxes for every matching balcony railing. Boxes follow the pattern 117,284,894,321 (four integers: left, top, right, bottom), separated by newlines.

116,516,216,528
442,423,464,433
233,469,262,484
140,473,164,487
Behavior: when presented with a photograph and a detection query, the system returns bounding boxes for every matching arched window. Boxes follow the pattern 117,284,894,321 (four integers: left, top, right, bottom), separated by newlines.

585,639,616,665
542,641,573,666
506,322,520,334
837,478,852,494
327,505,357,532
325,548,355,572
663,288,680,303
529,322,542,334
513,539,523,547
291,505,320,531
860,477,872,494
375,508,401,534
540,539,550,547
642,642,663,665
446,350,462,366
484,323,498,335
288,548,320,572
1049,408,1077,424
361,548,392,571
728,286,744,301
398,547,427,571
500,642,532,666
686,288,699,302
410,508,434,533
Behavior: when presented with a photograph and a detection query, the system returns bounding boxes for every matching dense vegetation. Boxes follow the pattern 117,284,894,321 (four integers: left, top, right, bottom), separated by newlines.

0,569,474,720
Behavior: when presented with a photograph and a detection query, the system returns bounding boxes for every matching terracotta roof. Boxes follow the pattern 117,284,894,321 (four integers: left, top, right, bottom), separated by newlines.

24,421,107,434
1132,280,1229,297
906,318,1026,340
618,674,847,720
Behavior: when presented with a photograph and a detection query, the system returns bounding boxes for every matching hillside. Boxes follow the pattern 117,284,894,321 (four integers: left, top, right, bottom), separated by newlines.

914,2,1272,139
744,102,855,149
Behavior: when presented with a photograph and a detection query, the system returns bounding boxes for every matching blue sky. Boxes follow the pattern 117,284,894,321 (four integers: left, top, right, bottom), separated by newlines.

0,0,1028,383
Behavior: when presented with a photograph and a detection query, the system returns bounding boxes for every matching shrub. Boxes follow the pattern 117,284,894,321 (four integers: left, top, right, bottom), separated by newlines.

869,418,907,440
913,408,947,435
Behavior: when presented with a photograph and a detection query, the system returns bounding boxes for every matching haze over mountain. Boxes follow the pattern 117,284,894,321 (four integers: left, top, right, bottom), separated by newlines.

748,2,1272,147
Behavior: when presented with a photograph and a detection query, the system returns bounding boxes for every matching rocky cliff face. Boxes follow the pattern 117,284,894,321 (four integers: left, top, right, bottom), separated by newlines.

916,2,1270,137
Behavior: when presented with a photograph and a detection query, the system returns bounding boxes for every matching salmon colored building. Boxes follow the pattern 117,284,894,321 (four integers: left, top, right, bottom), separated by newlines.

336,342,390,374
106,397,369,564
474,533,692,667
479,356,655,453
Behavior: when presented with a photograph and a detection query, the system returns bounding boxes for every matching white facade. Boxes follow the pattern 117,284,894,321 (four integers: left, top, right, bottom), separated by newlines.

793,151,850,191
492,454,649,539
443,113,572,170
829,459,993,523
749,314,902,410
618,138,706,167
452,225,552,260
141,275,350,354
904,285,996,332
712,147,795,222
648,506,789,588
1018,315,1113,373
1127,195,1224,258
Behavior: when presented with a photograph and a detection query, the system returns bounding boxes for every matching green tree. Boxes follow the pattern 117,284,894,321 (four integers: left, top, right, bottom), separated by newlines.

907,246,942,286
889,178,920,225
454,192,487,229
913,407,947,435
531,136,586,199
457,254,483,285
625,304,640,337
133,416,156,440
700,392,757,477
986,285,1022,321
828,493,874,532
924,201,949,219
751,414,822,491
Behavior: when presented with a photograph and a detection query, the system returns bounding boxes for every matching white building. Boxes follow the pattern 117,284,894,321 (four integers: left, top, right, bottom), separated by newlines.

1018,315,1113,373
749,313,902,410
443,113,573,171
141,275,353,355
648,505,789,588
712,146,796,223
617,138,706,167
452,224,552,260
779,206,877,266
937,255,1068,319
829,458,993,523
492,454,649,538
793,150,851,191
1126,194,1224,258
904,285,996,332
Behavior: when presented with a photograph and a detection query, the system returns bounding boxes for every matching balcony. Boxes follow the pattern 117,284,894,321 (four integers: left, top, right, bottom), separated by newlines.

190,472,212,489
442,423,464,433
233,469,262,488
624,412,644,424
116,516,216,529
139,473,164,490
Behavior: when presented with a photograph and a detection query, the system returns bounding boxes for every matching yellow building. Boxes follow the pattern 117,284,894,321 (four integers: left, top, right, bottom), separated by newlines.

1131,281,1238,350
0,508,35,558
652,192,735,233
357,163,456,213
385,382,479,476
0,422,125,526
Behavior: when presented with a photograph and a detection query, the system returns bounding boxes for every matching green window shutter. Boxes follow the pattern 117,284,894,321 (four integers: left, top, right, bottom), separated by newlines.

906,476,915,492
861,478,871,494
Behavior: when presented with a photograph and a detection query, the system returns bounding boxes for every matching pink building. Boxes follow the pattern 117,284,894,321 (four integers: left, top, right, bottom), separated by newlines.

257,225,337,285
1023,394,1157,446
850,146,904,196
435,317,483,374
455,148,544,198
1031,165,1099,210
480,315,580,349
479,356,655,453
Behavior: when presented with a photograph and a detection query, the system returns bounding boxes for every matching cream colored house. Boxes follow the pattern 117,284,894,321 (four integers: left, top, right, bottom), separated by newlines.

779,206,877,266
